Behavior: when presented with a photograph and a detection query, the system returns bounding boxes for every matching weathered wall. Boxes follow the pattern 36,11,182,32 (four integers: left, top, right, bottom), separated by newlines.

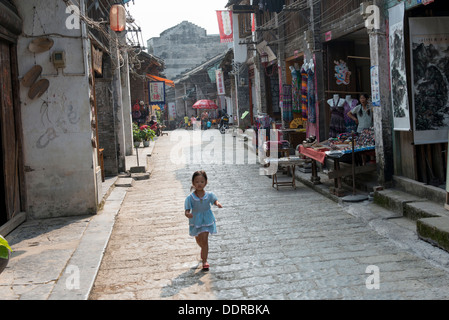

15,0,98,218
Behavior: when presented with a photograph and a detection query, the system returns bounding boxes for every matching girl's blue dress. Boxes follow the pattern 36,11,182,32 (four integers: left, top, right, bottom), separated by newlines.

184,191,217,237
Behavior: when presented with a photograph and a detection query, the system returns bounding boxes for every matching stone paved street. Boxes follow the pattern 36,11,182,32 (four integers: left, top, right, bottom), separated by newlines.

89,130,449,300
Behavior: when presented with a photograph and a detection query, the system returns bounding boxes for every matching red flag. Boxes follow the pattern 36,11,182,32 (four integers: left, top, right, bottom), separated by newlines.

216,10,233,43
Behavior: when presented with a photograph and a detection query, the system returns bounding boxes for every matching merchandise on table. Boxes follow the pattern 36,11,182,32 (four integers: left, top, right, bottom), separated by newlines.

326,128,375,155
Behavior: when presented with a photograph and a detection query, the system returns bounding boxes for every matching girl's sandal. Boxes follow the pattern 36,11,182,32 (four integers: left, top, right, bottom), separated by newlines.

202,262,210,270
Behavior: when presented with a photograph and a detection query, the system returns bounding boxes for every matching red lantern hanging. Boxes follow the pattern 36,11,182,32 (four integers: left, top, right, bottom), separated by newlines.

110,4,126,32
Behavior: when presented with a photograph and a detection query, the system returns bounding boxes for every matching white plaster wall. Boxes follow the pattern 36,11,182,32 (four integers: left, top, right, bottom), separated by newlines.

15,0,97,218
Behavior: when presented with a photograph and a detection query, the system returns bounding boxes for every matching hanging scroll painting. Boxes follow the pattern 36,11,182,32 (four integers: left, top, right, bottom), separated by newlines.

409,17,449,144
389,2,410,131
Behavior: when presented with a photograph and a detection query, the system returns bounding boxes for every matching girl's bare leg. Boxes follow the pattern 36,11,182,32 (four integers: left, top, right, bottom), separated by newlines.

196,232,209,265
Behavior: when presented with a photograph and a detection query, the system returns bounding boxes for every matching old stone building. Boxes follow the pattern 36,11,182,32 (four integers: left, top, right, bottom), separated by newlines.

147,21,229,79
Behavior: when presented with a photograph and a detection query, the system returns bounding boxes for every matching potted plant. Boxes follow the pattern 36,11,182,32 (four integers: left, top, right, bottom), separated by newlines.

0,235,12,274
133,123,144,148
141,126,156,147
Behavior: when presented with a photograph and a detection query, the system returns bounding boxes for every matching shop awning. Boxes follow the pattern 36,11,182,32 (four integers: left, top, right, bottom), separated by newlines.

146,74,175,88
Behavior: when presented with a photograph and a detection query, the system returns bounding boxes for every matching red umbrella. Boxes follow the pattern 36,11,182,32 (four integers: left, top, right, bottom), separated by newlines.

192,99,218,109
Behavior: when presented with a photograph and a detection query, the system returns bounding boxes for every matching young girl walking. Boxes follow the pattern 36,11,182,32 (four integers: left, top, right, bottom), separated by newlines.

184,170,222,270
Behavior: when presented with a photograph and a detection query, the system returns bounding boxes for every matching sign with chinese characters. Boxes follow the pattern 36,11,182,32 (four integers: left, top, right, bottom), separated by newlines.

168,102,176,121
215,69,225,95
370,65,380,107
216,10,233,43
149,81,165,104
325,31,332,42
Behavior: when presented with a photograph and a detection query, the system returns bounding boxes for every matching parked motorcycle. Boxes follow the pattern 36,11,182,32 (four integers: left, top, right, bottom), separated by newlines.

218,114,229,134
150,120,162,136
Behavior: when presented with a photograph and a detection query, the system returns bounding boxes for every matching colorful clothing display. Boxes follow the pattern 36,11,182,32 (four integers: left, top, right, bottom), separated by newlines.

282,84,293,122
301,68,308,121
329,97,346,138
307,68,316,124
291,69,301,113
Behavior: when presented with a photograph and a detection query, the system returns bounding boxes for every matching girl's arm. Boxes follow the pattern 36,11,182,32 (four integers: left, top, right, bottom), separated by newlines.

214,200,223,208
185,209,193,218
347,111,358,124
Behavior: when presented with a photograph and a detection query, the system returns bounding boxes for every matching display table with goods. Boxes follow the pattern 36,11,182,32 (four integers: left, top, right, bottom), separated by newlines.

297,129,376,196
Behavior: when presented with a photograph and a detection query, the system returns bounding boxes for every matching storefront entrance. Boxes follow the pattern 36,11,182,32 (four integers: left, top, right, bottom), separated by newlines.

324,29,371,140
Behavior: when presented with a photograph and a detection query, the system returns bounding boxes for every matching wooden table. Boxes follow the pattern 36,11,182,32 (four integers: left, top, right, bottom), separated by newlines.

263,156,305,190
298,145,376,196
326,149,376,196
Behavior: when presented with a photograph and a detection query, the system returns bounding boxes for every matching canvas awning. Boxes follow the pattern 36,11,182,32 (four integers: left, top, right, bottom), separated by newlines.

146,74,175,88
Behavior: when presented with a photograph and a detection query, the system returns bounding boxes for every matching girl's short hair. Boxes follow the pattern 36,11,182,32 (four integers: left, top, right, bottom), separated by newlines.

192,170,208,183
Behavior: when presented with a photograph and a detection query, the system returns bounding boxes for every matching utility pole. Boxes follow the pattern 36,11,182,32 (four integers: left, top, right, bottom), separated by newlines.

366,0,394,187
309,0,326,142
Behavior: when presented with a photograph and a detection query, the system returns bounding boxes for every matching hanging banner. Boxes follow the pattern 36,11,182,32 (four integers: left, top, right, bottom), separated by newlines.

389,2,410,131
216,10,233,43
148,81,165,104
409,17,449,144
215,69,225,95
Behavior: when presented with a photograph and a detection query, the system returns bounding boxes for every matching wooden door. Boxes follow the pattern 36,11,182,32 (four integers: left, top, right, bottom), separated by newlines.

0,40,21,225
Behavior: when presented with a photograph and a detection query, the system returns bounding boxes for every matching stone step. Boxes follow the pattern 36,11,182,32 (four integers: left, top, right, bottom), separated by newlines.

115,177,133,188
375,188,449,253
374,188,426,216
374,188,449,220
417,217,449,253
131,172,150,180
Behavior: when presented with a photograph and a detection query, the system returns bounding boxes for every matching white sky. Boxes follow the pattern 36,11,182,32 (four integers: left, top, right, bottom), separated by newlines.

126,0,229,42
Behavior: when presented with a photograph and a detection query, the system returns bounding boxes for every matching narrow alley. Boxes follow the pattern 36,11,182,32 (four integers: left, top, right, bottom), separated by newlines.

89,130,449,300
